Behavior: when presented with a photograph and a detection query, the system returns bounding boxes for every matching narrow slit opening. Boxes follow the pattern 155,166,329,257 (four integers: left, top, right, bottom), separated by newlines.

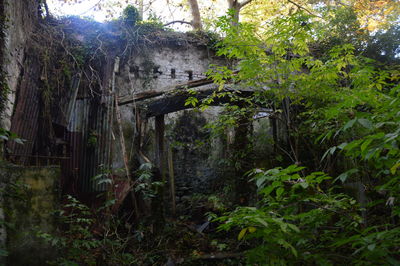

186,70,193,81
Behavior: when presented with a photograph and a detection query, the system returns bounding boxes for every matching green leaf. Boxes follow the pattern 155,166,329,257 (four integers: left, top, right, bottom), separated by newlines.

272,181,282,187
255,175,268,188
13,138,25,145
334,168,359,183
361,138,373,154
184,97,199,107
248,226,257,233
337,142,348,150
255,217,269,227
276,187,284,198
277,239,298,257
97,178,112,185
321,146,336,161
260,186,275,196
298,182,308,189
367,243,376,251
238,228,247,240
391,162,400,175
358,118,373,129
287,223,300,233
343,119,357,131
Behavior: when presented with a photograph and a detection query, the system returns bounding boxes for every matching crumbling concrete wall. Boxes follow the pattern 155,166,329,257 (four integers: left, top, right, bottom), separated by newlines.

166,109,224,193
114,42,222,154
113,43,227,177
0,1,43,264
112,41,274,204
0,0,40,130
116,45,218,95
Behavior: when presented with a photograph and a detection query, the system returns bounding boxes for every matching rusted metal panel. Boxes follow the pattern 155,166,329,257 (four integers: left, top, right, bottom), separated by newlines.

65,74,81,125
7,54,41,165
51,73,81,127
61,96,86,194
62,94,114,193
92,95,114,192
7,52,113,194
95,95,114,191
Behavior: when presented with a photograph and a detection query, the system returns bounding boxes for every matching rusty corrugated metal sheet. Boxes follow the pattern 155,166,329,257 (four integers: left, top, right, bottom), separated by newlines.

7,51,114,194
61,98,87,194
63,93,114,193
7,53,41,165
52,73,81,127
90,94,114,192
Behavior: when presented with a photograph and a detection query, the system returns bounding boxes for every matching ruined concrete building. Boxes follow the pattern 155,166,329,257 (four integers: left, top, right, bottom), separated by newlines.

0,1,273,263
1,4,231,192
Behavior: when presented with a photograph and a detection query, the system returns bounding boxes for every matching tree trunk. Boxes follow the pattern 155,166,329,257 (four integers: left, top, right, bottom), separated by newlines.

188,0,202,30
227,0,252,24
151,115,165,233
227,0,240,24
231,114,252,205
138,0,143,20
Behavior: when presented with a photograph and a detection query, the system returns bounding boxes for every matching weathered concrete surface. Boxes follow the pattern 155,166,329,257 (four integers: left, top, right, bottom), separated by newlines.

0,163,59,265
112,40,274,205
116,41,227,121
167,109,223,193
116,45,224,96
0,0,40,129
113,41,227,173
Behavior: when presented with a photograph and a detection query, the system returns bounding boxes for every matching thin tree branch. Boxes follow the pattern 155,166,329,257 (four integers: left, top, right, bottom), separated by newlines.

287,0,323,18
78,0,102,16
163,20,192,27
43,0,50,17
238,0,253,9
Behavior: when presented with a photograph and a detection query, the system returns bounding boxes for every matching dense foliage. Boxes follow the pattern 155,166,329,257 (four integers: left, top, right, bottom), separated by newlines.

201,3,400,265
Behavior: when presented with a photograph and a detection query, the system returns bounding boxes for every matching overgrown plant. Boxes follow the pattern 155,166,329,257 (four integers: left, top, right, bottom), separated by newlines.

215,165,400,264
134,163,164,199
204,5,400,265
38,195,136,265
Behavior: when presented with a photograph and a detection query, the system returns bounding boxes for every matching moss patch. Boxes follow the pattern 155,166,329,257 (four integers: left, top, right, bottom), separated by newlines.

0,162,60,265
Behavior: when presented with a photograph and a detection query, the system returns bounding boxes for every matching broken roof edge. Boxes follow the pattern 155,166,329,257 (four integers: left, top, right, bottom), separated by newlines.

42,15,221,50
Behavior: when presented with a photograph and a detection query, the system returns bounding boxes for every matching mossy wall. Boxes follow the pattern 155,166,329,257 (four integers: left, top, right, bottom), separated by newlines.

0,162,60,265
0,0,40,130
